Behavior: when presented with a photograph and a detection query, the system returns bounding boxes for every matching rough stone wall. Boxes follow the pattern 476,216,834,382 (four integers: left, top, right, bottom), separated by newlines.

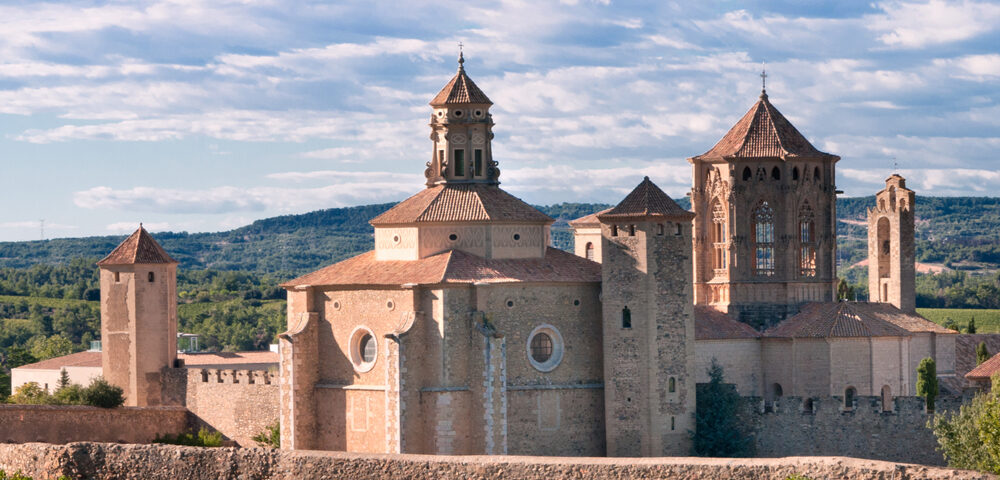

0,442,992,480
748,395,964,466
0,405,188,444
162,367,278,447
867,176,916,312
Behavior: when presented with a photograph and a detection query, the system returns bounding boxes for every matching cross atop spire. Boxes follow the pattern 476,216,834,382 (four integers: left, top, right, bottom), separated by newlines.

760,61,767,95
458,42,464,69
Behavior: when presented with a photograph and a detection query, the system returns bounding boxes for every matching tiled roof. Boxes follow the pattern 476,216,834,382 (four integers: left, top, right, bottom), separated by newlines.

764,302,913,338
966,352,1000,381
15,351,102,370
282,247,601,288
97,226,177,266
370,184,551,225
695,306,760,340
692,92,836,161
861,303,956,334
430,65,492,106
598,177,694,220
568,208,611,227
13,350,279,371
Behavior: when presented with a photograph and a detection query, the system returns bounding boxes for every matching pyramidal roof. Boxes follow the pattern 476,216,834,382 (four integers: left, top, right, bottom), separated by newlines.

764,302,929,338
598,177,694,220
430,54,492,106
693,91,836,161
97,226,177,266
370,184,551,225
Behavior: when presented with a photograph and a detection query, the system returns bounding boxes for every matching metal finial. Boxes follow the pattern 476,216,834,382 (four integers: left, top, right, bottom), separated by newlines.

760,61,767,94
458,42,464,69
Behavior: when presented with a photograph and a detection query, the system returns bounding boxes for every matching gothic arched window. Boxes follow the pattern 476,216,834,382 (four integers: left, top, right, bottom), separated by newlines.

814,166,821,182
711,199,728,275
742,167,752,181
753,201,775,276
799,202,816,277
792,166,799,180
771,166,780,180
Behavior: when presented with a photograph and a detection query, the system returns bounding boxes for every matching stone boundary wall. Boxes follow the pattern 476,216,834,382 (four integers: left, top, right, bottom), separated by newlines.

0,405,188,445
0,442,993,480
162,367,279,447
747,394,963,466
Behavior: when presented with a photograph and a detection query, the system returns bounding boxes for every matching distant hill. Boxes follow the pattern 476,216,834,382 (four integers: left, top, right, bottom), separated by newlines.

1,196,997,278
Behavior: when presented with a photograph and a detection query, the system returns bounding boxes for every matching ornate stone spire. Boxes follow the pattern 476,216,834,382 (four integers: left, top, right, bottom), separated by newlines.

425,53,499,186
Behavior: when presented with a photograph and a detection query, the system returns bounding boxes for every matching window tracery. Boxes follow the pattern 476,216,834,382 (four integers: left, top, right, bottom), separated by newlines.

753,201,775,276
710,199,728,277
799,202,816,277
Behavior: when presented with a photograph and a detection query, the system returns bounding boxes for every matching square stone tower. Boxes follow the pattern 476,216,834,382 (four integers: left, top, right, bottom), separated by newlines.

598,177,696,456
97,226,178,406
867,174,916,312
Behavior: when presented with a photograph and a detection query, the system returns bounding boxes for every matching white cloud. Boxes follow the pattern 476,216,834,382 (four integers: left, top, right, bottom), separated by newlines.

934,54,1000,80
869,0,1000,48
840,168,1000,196
0,221,76,230
106,221,171,233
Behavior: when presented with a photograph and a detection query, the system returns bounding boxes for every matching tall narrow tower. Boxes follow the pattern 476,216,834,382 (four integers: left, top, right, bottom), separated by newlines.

599,177,696,457
97,226,178,406
868,174,915,312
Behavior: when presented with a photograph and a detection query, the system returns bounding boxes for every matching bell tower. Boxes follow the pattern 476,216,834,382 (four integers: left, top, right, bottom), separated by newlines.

599,177,696,457
98,226,178,406
425,51,499,186
867,174,916,312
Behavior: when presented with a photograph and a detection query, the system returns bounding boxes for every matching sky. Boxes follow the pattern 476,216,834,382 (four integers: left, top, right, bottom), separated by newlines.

0,0,998,241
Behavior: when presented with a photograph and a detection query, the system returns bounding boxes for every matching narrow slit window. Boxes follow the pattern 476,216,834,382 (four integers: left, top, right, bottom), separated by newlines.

454,149,465,176
474,149,483,176
628,225,636,236
114,271,120,283
148,272,155,282
622,306,631,329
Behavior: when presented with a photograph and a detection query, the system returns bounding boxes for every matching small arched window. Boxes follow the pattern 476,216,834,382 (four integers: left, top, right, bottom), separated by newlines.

657,224,665,236
803,398,814,414
585,242,595,261
792,166,799,180
814,166,821,182
771,166,780,180
148,272,155,282
668,377,676,393
742,167,752,181
622,306,631,329
628,224,636,236
845,387,857,410
772,383,783,398
611,225,618,237
753,201,775,276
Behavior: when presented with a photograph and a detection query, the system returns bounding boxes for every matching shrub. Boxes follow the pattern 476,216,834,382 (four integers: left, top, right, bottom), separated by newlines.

978,342,991,366
931,382,1000,474
252,420,280,448
968,317,978,334
155,427,223,447
80,377,124,408
692,359,752,457
917,357,939,412
0,470,34,480
7,382,52,405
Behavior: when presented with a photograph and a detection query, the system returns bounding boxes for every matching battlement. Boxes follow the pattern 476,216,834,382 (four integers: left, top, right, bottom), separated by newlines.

188,367,274,385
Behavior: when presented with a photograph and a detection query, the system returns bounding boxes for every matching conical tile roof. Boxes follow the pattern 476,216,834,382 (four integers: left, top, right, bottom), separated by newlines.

97,226,177,266
598,177,694,220
693,92,836,161
430,58,492,106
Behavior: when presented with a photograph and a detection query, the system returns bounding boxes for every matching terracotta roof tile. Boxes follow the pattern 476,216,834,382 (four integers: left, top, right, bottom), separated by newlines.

693,92,836,161
695,306,760,340
764,302,913,338
568,208,611,227
283,247,600,288
370,184,551,225
966,352,1000,381
15,351,102,370
430,65,492,106
598,177,694,220
862,303,956,334
97,227,177,266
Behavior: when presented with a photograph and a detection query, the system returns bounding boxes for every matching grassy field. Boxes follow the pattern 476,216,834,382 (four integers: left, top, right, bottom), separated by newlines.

917,308,1000,333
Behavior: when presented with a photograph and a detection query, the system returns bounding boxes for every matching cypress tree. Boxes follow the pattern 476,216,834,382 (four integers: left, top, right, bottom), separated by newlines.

977,342,990,366
693,359,751,457
917,357,939,412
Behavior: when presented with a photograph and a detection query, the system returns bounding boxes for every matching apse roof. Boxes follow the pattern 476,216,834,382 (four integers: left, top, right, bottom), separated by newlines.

97,226,177,266
598,177,694,220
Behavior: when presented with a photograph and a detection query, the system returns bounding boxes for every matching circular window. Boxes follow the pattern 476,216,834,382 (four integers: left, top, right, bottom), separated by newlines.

349,327,378,373
448,233,458,241
332,300,342,311
506,299,514,308
386,299,395,311
454,110,463,117
513,233,521,241
526,325,564,372
573,299,580,306
437,111,443,118
392,234,401,245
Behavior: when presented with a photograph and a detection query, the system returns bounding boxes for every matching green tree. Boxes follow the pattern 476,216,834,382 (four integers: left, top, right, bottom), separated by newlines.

81,377,124,408
917,357,939,412
692,359,752,457
28,335,77,360
968,317,978,334
56,368,70,391
7,382,52,405
978,342,991,366
1,347,36,369
253,420,280,448
931,379,1000,474
944,317,959,331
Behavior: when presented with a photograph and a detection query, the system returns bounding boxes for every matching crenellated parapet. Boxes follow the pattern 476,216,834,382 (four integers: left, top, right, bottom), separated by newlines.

188,368,275,385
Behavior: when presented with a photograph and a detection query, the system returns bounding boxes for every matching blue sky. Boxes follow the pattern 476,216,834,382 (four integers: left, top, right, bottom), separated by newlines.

1,0,998,241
